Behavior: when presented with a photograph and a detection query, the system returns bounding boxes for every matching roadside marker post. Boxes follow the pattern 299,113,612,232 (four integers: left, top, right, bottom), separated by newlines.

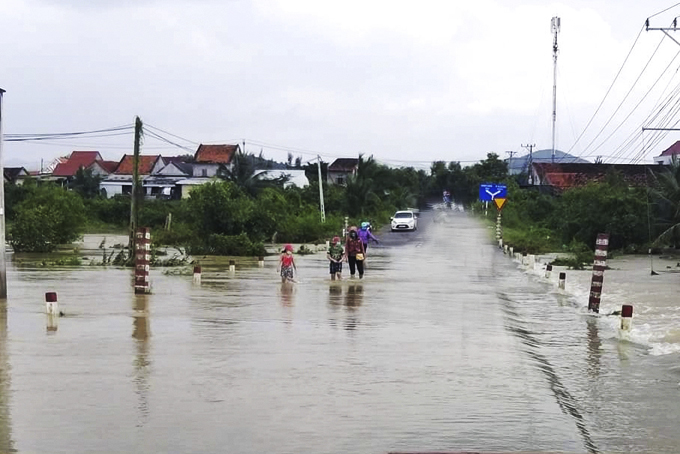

193,265,202,285
229,260,236,273
558,272,566,290
620,304,633,332
45,292,58,316
588,233,610,313
545,264,553,279
134,227,151,294
258,256,265,268
45,292,59,332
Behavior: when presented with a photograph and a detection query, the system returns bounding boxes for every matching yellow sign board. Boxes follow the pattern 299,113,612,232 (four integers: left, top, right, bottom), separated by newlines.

494,198,506,210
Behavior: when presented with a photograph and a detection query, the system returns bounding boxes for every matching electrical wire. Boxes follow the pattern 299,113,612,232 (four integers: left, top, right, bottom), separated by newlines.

144,130,195,153
648,3,680,20
589,45,680,161
144,123,199,145
560,25,646,160
4,124,133,142
573,32,667,161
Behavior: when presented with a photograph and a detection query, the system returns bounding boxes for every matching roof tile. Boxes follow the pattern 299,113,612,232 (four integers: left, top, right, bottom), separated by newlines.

194,144,238,164
114,155,162,175
52,151,103,177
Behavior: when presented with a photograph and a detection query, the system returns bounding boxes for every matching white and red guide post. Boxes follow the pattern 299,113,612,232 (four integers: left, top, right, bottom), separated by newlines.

588,233,609,313
135,227,151,294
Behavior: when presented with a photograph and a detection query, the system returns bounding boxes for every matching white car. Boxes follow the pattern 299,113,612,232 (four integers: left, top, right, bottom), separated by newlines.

391,210,418,232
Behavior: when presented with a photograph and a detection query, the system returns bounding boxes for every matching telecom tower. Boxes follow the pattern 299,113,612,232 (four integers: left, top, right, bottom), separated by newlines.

551,16,560,163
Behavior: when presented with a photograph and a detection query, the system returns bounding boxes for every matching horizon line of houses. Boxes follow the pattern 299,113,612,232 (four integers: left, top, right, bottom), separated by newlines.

4,140,680,195
1,144,365,198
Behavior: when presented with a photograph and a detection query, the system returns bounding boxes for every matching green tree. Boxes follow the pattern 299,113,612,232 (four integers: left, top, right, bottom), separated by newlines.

71,167,103,199
9,185,86,252
649,159,680,246
187,181,254,236
551,181,647,250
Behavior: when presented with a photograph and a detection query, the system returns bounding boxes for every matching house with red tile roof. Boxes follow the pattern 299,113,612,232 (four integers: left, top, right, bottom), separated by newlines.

52,151,103,178
192,144,239,177
530,162,664,191
113,155,166,175
654,141,680,165
100,155,167,198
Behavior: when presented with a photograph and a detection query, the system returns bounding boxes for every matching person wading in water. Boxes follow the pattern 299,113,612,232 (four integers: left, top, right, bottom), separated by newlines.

277,244,297,283
345,226,366,279
327,236,345,280
358,221,379,252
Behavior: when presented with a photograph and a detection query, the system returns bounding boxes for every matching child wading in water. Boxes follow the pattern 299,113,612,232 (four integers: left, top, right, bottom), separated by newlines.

327,236,345,280
277,244,297,283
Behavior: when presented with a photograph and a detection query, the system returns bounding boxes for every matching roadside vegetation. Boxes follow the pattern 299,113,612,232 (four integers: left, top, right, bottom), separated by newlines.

6,151,680,257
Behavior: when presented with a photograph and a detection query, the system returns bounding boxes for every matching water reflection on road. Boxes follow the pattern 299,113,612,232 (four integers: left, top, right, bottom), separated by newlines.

0,212,678,453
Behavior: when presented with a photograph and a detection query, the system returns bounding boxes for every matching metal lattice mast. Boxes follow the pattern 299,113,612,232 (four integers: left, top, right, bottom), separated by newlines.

551,16,561,163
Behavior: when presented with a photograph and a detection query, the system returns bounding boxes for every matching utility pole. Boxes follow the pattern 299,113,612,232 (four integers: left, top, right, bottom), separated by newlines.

317,155,326,223
551,16,561,163
0,89,6,298
646,17,680,46
522,143,536,185
130,117,143,256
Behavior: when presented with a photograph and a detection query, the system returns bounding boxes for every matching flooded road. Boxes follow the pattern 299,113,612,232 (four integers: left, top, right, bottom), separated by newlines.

1,212,679,453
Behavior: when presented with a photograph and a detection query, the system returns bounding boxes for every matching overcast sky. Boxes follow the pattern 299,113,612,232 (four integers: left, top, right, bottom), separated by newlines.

2,0,680,170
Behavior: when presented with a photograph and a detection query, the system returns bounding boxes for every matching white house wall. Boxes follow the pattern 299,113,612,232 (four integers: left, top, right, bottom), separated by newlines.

100,182,125,198
192,163,220,178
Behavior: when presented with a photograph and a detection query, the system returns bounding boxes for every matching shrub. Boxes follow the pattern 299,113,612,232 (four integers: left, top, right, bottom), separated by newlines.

9,185,86,252
188,233,266,256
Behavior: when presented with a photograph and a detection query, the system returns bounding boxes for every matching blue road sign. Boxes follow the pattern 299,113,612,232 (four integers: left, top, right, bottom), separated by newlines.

479,183,507,201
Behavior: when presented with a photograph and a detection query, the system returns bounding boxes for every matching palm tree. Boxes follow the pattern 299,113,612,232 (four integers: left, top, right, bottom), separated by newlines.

649,158,680,246
218,149,288,197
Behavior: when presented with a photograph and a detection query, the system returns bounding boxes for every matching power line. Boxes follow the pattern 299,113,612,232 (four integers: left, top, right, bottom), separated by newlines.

591,44,680,161
575,31,667,160
648,3,680,20
561,25,646,161
144,123,199,145
4,124,133,142
144,130,195,153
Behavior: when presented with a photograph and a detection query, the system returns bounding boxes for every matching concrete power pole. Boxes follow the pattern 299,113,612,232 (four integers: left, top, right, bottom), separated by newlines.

317,155,326,223
130,117,143,256
0,89,6,298
551,16,561,164
522,143,536,185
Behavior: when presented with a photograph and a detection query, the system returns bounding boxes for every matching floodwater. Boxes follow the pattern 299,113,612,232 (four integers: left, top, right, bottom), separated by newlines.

0,212,679,453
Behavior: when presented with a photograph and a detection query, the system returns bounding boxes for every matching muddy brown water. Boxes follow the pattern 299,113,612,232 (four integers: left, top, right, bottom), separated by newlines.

0,212,678,453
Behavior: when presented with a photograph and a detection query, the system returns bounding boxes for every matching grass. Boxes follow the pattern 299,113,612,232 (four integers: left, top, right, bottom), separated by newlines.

83,220,127,235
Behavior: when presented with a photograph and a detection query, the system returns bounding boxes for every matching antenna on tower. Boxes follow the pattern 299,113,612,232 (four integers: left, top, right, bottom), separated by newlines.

551,16,560,164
